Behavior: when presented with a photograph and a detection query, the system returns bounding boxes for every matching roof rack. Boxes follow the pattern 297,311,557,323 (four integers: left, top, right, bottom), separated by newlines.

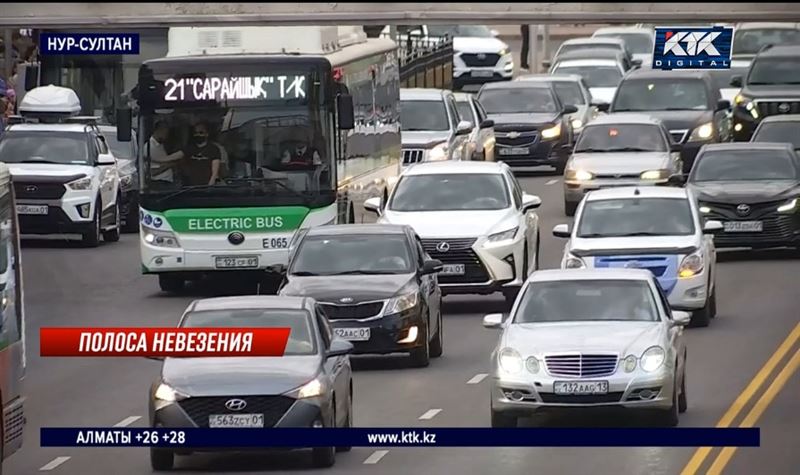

5,114,102,133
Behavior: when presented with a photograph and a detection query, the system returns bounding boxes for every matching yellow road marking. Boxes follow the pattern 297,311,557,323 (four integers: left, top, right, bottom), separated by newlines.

706,348,800,474
680,323,800,475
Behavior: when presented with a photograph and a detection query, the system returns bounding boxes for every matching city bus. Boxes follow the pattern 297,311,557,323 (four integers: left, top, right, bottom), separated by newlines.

117,26,402,292
0,162,25,472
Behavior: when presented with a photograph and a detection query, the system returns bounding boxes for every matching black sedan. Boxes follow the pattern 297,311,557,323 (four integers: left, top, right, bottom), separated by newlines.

148,296,354,470
279,224,444,367
687,142,800,249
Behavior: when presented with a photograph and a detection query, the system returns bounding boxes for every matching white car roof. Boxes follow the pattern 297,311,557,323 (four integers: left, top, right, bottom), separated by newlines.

563,37,627,47
400,88,449,101
585,186,689,202
528,268,654,283
6,123,92,133
402,161,507,176
516,73,584,83
593,27,653,36
554,58,621,68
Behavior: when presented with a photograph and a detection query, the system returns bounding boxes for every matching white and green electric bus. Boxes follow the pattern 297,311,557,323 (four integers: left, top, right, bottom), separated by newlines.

117,26,401,292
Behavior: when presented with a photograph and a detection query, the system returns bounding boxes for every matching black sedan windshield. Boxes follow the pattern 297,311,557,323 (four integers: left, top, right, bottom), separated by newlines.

181,309,316,355
578,198,695,237
691,149,799,182
291,234,413,276
478,88,558,114
614,79,709,111
390,173,510,211
575,124,667,152
0,132,90,165
752,122,800,149
401,100,450,131
515,280,659,323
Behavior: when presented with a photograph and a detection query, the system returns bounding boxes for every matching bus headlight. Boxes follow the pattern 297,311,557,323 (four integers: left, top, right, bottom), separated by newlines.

143,229,180,248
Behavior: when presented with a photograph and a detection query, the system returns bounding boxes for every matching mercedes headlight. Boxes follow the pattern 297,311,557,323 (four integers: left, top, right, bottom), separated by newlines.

678,250,704,278
498,348,523,375
143,229,180,248
525,356,540,374
154,383,186,402
571,118,583,130
66,176,93,190
564,255,586,269
640,169,671,180
640,346,666,372
385,291,419,314
427,142,449,161
541,123,562,140
296,378,325,399
487,226,518,243
623,355,637,373
777,198,798,213
688,122,714,142
565,169,594,181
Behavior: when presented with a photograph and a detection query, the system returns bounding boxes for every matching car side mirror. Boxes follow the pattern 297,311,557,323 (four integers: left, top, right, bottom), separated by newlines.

672,311,692,326
364,197,382,215
479,119,494,129
482,313,504,329
490,29,500,37
703,219,724,234
596,103,610,113
542,59,552,69
563,105,579,114
456,120,473,136
552,223,571,238
24,64,39,91
116,108,132,142
667,174,687,186
96,154,116,166
730,75,743,88
422,259,443,275
327,338,354,358
632,58,643,67
590,98,607,107
670,143,682,153
716,99,731,111
521,193,542,212
337,94,355,130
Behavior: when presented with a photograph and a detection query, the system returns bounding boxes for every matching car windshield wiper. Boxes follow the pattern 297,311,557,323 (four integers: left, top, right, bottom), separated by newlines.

576,233,611,238
605,147,657,152
609,231,667,237
575,148,611,153
290,271,321,276
328,270,397,275
18,158,64,164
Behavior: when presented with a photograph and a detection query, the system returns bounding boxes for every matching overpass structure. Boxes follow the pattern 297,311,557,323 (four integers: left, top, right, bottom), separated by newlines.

0,3,799,28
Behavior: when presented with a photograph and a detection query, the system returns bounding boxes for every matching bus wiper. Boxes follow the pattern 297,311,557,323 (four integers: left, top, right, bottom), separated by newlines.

224,177,311,203
156,184,220,203
330,270,393,275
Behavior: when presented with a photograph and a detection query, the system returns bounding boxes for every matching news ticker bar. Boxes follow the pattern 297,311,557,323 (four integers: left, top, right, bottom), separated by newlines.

41,428,760,448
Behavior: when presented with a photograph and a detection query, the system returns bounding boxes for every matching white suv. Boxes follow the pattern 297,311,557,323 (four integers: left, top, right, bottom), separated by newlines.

552,186,722,327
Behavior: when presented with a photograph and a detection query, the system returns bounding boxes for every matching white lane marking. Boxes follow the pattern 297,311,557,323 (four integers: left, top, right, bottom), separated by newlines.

40,456,71,471
467,373,489,385
363,449,389,464
419,408,442,420
545,179,559,185
113,416,142,427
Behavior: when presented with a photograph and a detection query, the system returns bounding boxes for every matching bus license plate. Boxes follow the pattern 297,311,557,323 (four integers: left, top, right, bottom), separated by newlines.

214,256,259,269
209,414,265,428
553,381,609,395
16,204,48,215
723,221,762,232
334,327,371,341
440,264,465,275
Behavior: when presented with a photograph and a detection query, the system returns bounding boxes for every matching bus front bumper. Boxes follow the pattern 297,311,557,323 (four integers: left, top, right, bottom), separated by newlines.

141,246,290,274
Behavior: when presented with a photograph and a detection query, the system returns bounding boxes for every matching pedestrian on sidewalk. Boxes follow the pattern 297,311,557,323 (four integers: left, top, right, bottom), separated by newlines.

520,25,530,71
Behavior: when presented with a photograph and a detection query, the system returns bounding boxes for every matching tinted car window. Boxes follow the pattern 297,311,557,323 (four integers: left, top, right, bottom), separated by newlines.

733,28,800,56
553,65,622,88
576,124,667,152
614,79,709,111
478,87,558,114
291,234,414,275
748,57,800,85
390,173,510,211
0,132,90,165
752,122,800,149
708,67,749,90
553,81,586,105
691,149,798,181
515,280,659,323
401,100,450,131
578,198,696,237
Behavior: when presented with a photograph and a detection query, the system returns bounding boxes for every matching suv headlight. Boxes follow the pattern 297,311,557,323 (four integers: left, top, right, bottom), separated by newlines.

427,142,449,161
565,169,594,181
143,229,180,248
487,226,518,243
66,176,93,190
154,383,187,402
640,169,671,180
385,291,419,314
678,250,704,278
499,48,510,57
498,348,523,375
640,346,665,372
777,198,798,213
688,122,714,142
541,123,562,140
564,255,586,269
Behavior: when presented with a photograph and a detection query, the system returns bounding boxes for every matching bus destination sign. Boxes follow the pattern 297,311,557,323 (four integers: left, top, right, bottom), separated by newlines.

162,75,308,102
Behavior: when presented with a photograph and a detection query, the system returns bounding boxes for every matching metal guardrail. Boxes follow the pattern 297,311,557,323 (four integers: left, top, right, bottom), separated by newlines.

396,35,454,90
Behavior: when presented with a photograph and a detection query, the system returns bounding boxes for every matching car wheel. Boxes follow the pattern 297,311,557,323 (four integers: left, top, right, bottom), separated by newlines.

690,291,713,327
158,274,185,293
102,199,121,243
81,201,102,248
708,287,717,319
655,375,680,427
564,199,578,217
409,322,430,367
150,448,175,471
430,310,443,358
336,391,353,452
491,410,517,428
678,365,688,414
533,232,540,272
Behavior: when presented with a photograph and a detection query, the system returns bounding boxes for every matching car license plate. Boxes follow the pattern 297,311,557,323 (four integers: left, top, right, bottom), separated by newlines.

214,255,259,269
208,414,265,428
723,221,763,233
553,380,609,395
16,204,48,215
440,264,466,275
262,235,290,249
334,327,371,341
499,147,529,156
471,70,493,78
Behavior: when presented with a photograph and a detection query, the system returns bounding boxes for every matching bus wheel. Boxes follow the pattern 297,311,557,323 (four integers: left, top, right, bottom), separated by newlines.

158,274,185,293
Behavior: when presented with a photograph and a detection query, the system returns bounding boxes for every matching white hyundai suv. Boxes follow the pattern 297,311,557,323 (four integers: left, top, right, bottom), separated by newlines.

552,186,722,327
364,161,541,306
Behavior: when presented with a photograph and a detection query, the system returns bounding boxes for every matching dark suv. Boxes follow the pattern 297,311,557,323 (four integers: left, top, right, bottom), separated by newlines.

599,69,732,173
731,45,800,141
476,81,577,174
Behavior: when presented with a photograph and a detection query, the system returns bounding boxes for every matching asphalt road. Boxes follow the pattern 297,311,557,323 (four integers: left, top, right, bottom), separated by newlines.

7,172,800,475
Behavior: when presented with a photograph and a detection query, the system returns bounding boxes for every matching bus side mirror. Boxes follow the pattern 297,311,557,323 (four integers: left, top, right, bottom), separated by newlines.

116,108,132,142
337,94,355,130
24,64,39,91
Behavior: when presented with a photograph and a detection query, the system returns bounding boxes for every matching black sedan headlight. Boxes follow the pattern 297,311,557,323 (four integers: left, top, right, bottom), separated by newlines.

777,198,798,213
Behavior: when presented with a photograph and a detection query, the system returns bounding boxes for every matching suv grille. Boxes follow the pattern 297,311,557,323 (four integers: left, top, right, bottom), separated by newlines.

755,100,800,117
545,354,619,377
178,396,295,428
421,238,489,283
460,53,500,67
402,149,425,165
319,301,385,320
14,182,66,200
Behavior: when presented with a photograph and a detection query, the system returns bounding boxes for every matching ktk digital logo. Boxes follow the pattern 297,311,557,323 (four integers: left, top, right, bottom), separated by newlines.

652,26,733,70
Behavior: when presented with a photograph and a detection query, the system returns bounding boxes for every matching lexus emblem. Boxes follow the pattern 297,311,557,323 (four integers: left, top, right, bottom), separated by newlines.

778,103,791,113
228,232,245,245
477,53,486,60
25,185,37,193
624,261,642,269
340,297,354,303
436,241,450,253
225,398,247,411
736,204,751,216
507,131,520,139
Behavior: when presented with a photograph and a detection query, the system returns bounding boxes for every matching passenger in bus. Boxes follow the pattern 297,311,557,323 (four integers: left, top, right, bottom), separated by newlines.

148,121,185,182
179,122,221,186
280,129,323,169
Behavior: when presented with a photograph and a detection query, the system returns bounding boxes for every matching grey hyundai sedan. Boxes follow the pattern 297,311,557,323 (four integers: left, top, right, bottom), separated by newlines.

148,296,354,470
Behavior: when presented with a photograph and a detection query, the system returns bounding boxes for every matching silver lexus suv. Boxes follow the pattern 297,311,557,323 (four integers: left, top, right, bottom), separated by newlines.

399,88,473,166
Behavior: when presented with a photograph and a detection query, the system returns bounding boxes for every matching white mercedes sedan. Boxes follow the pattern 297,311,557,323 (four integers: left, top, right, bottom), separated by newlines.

364,161,541,305
484,269,690,427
